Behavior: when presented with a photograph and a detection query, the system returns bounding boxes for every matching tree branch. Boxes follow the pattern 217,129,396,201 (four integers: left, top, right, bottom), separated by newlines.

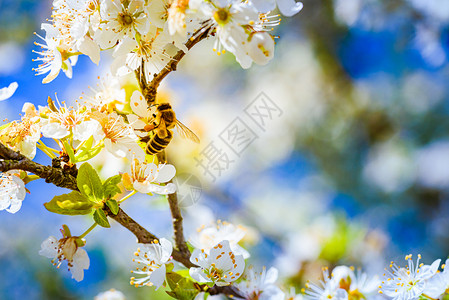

0,142,196,268
167,181,190,255
138,26,211,106
0,143,78,190
104,205,196,268
206,285,244,298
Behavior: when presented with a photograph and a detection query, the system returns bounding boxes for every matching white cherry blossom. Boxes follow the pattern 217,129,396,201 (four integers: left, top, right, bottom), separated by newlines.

250,0,303,17
380,254,441,300
122,159,177,195
39,235,90,282
83,74,126,112
92,111,145,161
331,266,379,298
424,258,449,299
304,268,348,300
130,238,173,289
94,0,149,50
0,102,41,159
0,171,26,214
0,82,18,101
190,221,250,259
111,26,176,81
235,266,284,300
189,240,245,286
33,23,71,83
95,289,126,300
40,103,102,142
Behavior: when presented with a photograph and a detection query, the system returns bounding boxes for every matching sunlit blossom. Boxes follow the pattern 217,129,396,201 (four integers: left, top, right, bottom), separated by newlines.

190,220,250,259
130,238,173,289
189,240,245,286
0,171,26,214
380,254,440,300
122,158,177,195
39,233,90,282
235,266,284,300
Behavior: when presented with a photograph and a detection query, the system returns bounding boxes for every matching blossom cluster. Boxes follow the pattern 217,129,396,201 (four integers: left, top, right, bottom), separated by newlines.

304,255,449,300
36,215,449,300
33,0,303,83
0,78,178,214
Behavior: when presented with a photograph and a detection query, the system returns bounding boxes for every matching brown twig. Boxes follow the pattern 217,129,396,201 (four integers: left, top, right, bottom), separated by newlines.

206,285,244,298
137,28,213,264
157,144,190,258
137,25,212,106
0,143,78,190
167,181,190,255
0,142,196,268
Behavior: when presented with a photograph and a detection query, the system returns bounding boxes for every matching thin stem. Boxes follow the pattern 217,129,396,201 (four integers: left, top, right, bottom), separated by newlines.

137,25,211,106
37,141,57,158
422,294,439,300
79,223,97,239
118,190,137,204
167,181,190,256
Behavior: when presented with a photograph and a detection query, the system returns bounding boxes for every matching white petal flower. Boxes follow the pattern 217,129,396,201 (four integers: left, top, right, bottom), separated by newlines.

77,36,100,65
130,238,173,289
122,159,177,195
84,75,126,112
95,0,149,49
250,0,303,16
190,221,250,259
95,289,126,300
70,248,90,281
189,240,245,286
304,268,348,300
167,0,189,37
41,103,102,142
0,171,26,214
0,82,18,101
39,235,90,282
424,258,449,299
92,111,145,161
0,104,41,159
275,0,303,17
380,254,441,300
111,26,175,81
331,266,379,297
235,266,284,300
33,24,64,83
247,32,275,66
197,0,280,68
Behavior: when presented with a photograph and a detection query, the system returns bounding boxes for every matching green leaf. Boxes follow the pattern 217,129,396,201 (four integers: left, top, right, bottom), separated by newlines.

62,139,76,163
44,191,93,215
103,175,122,199
75,136,104,162
166,291,178,299
77,163,104,203
166,263,175,273
105,199,119,215
166,272,200,300
166,272,185,290
93,208,110,228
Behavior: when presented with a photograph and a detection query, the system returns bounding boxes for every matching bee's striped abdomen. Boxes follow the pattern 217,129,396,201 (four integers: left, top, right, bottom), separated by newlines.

146,131,173,155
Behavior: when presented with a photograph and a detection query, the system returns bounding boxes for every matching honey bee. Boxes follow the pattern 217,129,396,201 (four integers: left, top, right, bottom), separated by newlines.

140,103,200,155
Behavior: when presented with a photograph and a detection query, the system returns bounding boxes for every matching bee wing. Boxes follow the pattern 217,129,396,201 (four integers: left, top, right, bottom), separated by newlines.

157,119,169,138
175,120,200,144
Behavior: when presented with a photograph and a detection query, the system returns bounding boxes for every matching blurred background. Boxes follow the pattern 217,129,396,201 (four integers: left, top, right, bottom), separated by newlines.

1,0,449,298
